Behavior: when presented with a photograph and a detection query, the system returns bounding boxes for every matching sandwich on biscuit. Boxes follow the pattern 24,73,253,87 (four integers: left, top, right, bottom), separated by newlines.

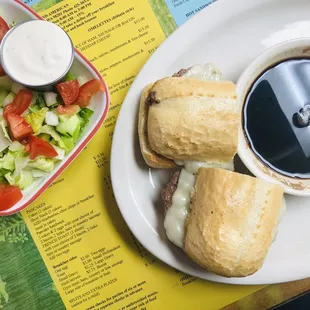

138,64,286,278
138,64,238,172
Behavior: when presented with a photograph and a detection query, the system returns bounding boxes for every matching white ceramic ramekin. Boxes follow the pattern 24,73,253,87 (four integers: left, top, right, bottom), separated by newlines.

237,37,310,196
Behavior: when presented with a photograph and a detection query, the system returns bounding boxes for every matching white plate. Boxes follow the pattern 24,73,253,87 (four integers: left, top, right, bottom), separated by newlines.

0,0,110,216
111,0,310,285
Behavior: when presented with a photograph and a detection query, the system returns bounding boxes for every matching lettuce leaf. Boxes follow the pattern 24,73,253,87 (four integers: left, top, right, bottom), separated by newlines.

79,108,94,132
27,157,54,172
61,136,75,152
0,121,10,152
25,108,48,132
29,93,47,113
36,125,66,150
0,120,11,142
13,156,30,177
56,114,81,137
9,141,24,152
0,152,15,171
5,170,33,190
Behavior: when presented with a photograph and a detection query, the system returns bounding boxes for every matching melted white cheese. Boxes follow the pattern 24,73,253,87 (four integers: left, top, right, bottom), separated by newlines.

164,160,233,248
182,63,222,81
164,169,196,248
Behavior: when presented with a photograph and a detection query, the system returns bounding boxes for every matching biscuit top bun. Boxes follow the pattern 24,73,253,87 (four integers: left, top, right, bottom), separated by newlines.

147,78,239,162
184,168,284,278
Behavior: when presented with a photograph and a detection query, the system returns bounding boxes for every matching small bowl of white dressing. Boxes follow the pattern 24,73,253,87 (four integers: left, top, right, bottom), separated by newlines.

0,20,74,91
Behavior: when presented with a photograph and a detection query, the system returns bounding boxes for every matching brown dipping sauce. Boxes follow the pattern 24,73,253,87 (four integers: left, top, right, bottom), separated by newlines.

243,58,310,179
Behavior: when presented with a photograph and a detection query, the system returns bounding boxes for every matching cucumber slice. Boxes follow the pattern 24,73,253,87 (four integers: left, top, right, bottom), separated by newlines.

44,92,58,107
3,92,15,107
45,111,59,126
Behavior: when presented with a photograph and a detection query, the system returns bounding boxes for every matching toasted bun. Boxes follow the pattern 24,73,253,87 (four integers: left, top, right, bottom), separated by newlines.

147,78,239,162
138,83,177,168
184,168,284,277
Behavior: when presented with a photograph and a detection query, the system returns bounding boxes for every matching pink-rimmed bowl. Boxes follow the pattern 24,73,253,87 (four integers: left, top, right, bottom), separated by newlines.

0,0,110,216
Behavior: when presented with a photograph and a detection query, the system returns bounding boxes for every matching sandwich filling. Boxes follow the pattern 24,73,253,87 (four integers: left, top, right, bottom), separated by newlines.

164,64,236,247
164,168,195,248
176,63,222,81
164,167,287,248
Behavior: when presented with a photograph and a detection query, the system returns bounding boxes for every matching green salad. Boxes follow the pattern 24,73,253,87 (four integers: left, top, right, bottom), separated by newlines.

0,73,104,192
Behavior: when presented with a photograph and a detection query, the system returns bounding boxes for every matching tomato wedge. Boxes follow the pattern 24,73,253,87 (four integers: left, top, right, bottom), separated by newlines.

0,17,10,78
7,113,33,140
0,17,9,42
0,183,23,211
75,79,105,107
4,89,33,118
26,135,58,160
56,80,79,106
0,65,6,77
56,104,80,115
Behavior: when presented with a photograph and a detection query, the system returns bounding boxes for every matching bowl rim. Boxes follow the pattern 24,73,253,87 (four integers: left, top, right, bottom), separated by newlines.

237,37,310,196
0,0,110,216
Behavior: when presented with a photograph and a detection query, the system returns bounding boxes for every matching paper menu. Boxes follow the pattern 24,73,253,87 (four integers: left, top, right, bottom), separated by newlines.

164,0,216,26
10,0,264,309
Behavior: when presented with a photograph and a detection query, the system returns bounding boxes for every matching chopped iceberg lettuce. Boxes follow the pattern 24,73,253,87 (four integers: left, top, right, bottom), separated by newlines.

29,93,47,112
52,145,65,160
13,156,30,177
36,125,66,150
27,157,55,172
0,75,13,91
56,114,81,137
3,92,15,107
0,152,16,171
9,141,24,152
66,71,76,81
0,89,9,108
79,108,94,132
61,136,75,152
5,170,33,190
0,120,11,142
32,169,49,178
11,82,25,94
0,121,10,152
24,107,48,132
0,73,97,193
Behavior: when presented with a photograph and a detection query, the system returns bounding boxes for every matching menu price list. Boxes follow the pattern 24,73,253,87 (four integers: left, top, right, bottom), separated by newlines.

84,283,159,310
42,0,163,110
18,0,264,309
23,198,166,310
23,196,163,310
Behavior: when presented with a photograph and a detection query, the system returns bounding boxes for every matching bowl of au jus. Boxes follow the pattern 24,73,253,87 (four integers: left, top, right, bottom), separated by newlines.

237,38,310,196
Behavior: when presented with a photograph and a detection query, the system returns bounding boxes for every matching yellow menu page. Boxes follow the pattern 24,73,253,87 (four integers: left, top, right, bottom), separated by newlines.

21,1,263,309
